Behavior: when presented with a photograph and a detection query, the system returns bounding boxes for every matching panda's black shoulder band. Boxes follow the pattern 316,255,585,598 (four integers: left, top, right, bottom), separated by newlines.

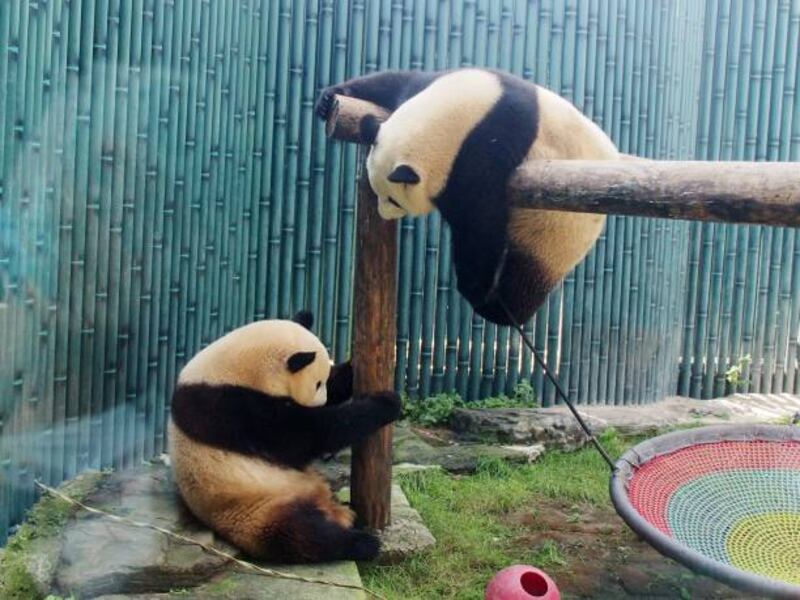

473,242,510,310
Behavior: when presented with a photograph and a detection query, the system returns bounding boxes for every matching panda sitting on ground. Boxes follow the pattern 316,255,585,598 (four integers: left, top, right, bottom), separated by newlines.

169,311,401,563
315,68,619,326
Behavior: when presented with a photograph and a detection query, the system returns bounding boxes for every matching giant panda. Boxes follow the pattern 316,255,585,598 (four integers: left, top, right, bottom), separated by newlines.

168,311,401,563
315,68,619,325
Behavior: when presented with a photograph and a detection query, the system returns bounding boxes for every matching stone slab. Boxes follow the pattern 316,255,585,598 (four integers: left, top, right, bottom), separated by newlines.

2,465,367,599
338,483,436,565
450,393,800,447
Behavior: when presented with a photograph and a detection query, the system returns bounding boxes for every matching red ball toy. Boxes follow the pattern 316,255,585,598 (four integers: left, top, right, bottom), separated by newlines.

485,565,560,600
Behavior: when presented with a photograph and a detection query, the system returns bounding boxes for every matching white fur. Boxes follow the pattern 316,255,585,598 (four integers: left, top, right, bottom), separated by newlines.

366,69,502,219
365,69,619,281
178,319,331,408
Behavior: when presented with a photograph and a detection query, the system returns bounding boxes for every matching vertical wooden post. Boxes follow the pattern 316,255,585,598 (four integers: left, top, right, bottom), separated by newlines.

350,161,397,530
325,95,395,530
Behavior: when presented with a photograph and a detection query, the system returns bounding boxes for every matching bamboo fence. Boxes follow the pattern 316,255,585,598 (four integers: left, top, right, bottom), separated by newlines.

0,0,798,543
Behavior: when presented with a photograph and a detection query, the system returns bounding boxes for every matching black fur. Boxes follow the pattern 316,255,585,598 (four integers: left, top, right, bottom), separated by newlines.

359,114,381,145
287,351,317,373
264,501,380,562
326,360,353,406
315,70,439,119
171,381,401,470
292,310,314,330
316,69,549,326
436,73,542,324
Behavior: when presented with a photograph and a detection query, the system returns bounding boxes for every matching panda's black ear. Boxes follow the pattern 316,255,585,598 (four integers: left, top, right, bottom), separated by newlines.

359,114,381,145
287,351,317,374
292,310,314,330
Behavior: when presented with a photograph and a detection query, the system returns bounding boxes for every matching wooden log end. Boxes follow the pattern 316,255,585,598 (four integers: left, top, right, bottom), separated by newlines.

325,95,390,144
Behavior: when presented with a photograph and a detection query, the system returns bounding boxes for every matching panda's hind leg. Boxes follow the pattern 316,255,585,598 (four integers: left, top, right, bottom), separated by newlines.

263,499,379,563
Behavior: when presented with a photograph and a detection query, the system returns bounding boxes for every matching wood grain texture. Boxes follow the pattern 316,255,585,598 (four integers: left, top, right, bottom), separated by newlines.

510,160,800,227
349,163,397,530
325,96,390,144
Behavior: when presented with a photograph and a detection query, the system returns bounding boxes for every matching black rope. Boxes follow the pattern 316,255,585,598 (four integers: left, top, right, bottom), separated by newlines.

497,298,616,471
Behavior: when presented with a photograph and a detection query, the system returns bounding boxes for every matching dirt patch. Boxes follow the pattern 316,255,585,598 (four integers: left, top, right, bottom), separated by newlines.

506,499,764,599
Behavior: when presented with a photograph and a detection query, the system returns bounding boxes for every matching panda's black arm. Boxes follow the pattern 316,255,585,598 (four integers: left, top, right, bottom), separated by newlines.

314,70,439,120
307,391,402,455
325,360,353,406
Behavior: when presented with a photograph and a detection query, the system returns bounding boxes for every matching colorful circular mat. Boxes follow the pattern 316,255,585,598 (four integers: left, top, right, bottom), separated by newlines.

611,425,800,599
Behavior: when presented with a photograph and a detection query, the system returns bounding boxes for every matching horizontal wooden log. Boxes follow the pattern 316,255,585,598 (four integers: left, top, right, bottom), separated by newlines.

326,94,800,228
510,160,800,228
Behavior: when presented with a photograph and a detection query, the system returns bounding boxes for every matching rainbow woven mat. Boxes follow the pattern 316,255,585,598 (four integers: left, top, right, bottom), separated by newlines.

610,425,800,599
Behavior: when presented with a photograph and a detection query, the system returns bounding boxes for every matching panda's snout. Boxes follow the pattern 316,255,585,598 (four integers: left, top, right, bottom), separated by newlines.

386,197,402,209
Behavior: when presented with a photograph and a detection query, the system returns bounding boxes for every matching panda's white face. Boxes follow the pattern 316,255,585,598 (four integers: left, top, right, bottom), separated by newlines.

366,140,432,220
286,348,331,408
364,69,504,220
178,319,332,408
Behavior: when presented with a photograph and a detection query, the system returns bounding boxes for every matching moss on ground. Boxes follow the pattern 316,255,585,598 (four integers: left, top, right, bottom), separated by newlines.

0,472,104,600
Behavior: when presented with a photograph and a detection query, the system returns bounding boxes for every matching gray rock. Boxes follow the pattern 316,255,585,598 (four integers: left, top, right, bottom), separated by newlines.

375,485,436,564
337,485,436,565
3,465,366,599
450,407,595,449
450,394,800,447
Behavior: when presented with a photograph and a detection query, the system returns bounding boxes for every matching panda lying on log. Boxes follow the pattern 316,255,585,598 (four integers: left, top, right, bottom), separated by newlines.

315,68,619,326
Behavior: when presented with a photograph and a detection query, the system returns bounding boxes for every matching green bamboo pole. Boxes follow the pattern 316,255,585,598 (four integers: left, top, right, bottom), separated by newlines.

21,0,43,507
163,0,191,408
127,0,151,463
291,0,320,324
135,0,157,465
305,0,327,326
453,0,472,399
713,0,744,397
122,2,153,466
100,0,126,468
454,2,475,398
587,0,612,403
783,3,800,393
170,3,202,426
761,0,794,393
244,1,265,320
727,1,757,391
217,2,242,335
382,5,410,389
145,0,171,458
419,0,441,399
68,0,97,474
405,0,428,399
329,3,356,357
433,0,457,395
254,0,279,323
282,2,306,318
0,0,11,542
45,0,67,486
789,233,800,393
749,0,780,392
195,0,220,349
773,229,794,392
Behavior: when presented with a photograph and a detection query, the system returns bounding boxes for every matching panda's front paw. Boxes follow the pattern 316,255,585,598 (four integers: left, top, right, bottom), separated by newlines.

370,391,402,422
314,88,338,121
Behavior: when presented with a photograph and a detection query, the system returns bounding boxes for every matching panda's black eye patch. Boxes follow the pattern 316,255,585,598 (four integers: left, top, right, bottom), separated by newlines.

388,164,420,185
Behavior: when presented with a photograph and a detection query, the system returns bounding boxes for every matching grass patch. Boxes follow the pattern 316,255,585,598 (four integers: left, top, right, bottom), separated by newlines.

403,382,538,427
362,430,633,599
0,472,104,600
